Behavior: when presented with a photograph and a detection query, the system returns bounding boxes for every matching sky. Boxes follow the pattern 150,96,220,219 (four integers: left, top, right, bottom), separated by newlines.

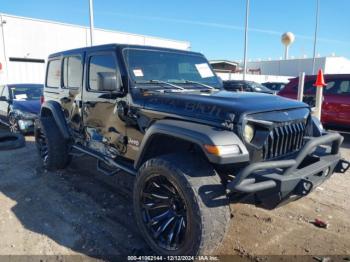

1,0,349,61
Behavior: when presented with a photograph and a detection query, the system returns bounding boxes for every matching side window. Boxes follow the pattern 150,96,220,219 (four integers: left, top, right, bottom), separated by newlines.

2,86,9,99
303,81,316,95
63,56,83,89
324,81,337,94
46,59,61,88
337,80,350,94
88,54,119,91
0,86,4,96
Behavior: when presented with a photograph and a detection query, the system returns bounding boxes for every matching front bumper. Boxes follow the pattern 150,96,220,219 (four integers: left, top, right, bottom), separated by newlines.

227,132,349,208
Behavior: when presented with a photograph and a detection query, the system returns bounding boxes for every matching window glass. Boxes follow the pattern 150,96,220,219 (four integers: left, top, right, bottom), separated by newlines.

303,81,316,95
178,63,198,75
89,54,118,91
0,86,4,96
63,56,82,89
124,49,221,89
46,59,61,88
324,81,337,94
2,86,9,99
9,85,43,101
337,80,350,94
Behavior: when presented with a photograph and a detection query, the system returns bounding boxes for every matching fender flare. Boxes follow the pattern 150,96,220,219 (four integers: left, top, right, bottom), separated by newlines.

40,101,71,140
134,119,249,169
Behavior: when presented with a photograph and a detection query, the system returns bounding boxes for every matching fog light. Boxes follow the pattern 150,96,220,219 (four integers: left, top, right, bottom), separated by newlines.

298,179,313,196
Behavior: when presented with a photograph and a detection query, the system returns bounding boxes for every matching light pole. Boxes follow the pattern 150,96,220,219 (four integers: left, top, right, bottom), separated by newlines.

243,0,250,80
312,0,320,75
89,0,94,46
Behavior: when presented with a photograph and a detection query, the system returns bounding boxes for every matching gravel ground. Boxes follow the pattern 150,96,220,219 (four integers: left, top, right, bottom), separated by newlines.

0,127,349,260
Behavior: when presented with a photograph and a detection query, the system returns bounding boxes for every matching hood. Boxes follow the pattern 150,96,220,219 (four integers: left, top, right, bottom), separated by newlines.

12,100,41,115
142,90,309,124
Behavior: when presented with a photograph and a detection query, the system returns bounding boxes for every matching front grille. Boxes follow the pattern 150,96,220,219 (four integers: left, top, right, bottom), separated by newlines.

262,121,306,160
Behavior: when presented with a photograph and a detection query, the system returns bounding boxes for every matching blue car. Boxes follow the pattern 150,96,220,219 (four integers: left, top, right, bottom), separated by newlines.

0,84,43,133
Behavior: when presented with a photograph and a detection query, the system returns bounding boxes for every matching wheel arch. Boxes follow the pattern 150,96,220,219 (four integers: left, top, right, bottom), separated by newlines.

40,101,71,140
134,119,249,169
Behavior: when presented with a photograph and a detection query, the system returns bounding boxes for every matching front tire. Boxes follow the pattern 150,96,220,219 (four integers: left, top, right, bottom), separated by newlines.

35,117,71,170
8,115,20,133
133,154,230,255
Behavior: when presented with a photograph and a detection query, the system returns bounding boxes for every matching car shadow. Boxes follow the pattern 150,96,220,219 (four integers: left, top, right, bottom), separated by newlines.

0,139,152,259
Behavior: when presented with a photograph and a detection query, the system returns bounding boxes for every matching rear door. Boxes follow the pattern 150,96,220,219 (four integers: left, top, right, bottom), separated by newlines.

323,78,350,126
61,53,84,134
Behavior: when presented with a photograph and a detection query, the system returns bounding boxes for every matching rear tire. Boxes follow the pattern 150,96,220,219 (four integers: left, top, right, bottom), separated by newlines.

133,154,230,255
8,114,20,133
35,117,71,170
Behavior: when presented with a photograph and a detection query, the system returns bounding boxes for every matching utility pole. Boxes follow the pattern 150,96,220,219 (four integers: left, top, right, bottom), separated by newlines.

312,0,320,75
243,0,250,80
89,0,94,46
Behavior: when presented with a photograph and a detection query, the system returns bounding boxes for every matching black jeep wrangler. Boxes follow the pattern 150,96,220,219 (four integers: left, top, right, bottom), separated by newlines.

35,44,349,255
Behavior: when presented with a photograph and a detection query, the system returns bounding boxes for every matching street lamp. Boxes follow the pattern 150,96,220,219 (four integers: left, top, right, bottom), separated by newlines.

312,0,320,75
89,0,94,46
243,0,250,81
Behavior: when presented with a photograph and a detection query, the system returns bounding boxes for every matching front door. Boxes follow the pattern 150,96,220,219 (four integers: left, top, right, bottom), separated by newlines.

81,49,127,157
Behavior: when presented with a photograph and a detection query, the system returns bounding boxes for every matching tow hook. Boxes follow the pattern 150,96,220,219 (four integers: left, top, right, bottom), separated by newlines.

334,159,350,173
295,179,314,196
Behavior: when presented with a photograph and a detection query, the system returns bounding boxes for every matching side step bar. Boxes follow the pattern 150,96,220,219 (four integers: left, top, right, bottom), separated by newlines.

72,144,137,176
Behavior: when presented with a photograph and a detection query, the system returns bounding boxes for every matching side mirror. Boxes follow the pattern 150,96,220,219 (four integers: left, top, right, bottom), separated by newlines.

97,72,122,93
0,96,8,102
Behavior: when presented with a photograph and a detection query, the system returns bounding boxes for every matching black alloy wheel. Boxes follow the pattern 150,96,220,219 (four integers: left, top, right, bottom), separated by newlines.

141,174,187,251
9,115,19,133
35,124,49,165
134,154,231,255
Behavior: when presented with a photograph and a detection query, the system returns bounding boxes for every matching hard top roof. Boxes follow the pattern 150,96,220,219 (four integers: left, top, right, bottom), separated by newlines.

48,44,200,59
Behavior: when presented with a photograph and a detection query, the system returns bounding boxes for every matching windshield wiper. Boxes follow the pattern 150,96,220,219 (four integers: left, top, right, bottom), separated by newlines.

176,80,219,90
135,80,185,90
185,80,219,90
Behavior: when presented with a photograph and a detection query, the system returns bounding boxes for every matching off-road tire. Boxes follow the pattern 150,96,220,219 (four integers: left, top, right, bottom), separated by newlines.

133,154,231,255
35,117,70,170
8,114,20,133
0,132,25,150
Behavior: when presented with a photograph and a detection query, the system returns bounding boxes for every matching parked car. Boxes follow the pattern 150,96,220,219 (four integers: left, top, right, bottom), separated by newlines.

262,82,287,92
35,44,348,255
278,74,350,128
223,80,274,94
0,84,43,133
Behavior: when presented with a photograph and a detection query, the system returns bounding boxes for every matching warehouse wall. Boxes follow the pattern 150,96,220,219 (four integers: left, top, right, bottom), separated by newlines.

0,14,190,85
245,56,350,77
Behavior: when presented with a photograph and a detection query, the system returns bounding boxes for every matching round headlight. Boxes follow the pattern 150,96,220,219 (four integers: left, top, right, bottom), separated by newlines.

244,124,255,143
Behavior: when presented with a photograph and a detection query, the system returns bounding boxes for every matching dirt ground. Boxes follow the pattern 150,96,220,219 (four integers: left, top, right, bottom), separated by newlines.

0,127,349,260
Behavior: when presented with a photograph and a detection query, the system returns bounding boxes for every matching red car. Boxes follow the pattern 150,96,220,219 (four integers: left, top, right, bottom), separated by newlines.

278,74,350,127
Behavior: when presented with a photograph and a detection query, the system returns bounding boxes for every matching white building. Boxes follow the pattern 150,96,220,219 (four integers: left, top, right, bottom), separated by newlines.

245,56,350,77
0,13,191,85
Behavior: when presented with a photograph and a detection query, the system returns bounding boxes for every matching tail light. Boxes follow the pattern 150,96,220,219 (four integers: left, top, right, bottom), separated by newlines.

40,95,45,105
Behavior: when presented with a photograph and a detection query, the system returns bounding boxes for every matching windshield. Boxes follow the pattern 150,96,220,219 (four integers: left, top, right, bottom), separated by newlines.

123,48,222,89
250,82,273,93
10,85,43,101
